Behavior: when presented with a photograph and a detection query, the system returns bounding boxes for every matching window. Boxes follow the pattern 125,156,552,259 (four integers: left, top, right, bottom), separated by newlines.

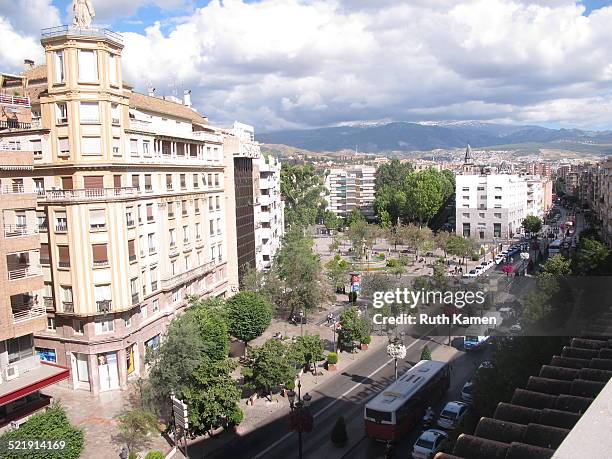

494,213,502,218
92,244,109,267
146,203,154,221
185,254,191,270
37,210,47,230
112,137,121,156
83,175,103,189
56,103,68,124
218,244,223,262
214,174,220,186
31,139,42,158
58,245,70,268
183,225,189,243
144,174,152,192
462,223,471,238
132,174,140,191
90,209,106,230
58,137,70,156
126,208,135,227
209,196,213,211
130,139,138,156
193,174,199,188
477,186,485,191
182,200,188,216
152,299,159,313
79,50,98,81
124,316,132,328
55,211,67,232
95,319,114,334
216,196,220,210
47,317,56,331
74,320,84,335
111,104,120,124
209,220,214,236
143,140,150,156
216,218,221,235
139,235,145,256
479,212,485,218
494,223,502,238
141,305,148,320
94,284,111,312
40,243,50,264
169,229,176,247
150,267,158,291
8,335,34,363
195,223,201,240
495,196,502,200
80,102,100,123
462,187,469,191
128,239,136,262
109,53,118,84
194,199,200,214
148,233,156,253
82,137,101,155
462,213,470,218
171,259,176,275
166,174,173,190
54,51,64,83
180,174,186,189
168,201,174,218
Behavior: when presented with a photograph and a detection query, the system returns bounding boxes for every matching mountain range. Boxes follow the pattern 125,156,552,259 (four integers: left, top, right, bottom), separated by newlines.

258,121,612,154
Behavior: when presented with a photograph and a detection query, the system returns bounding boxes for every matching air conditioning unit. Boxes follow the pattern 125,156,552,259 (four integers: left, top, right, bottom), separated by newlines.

5,365,19,381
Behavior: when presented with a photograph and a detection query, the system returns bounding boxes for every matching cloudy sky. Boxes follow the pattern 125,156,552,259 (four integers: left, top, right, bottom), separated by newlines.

1,0,612,131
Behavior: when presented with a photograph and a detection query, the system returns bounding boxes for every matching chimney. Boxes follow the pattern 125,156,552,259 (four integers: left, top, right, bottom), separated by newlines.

24,59,35,71
183,89,192,107
148,87,156,97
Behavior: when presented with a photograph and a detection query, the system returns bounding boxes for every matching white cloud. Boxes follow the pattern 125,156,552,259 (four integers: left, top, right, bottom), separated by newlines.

0,17,45,72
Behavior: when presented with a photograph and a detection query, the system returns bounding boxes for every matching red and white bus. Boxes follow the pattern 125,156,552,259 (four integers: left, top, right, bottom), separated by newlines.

364,360,451,441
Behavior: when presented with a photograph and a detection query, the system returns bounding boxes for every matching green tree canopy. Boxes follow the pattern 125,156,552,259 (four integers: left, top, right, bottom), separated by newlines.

0,404,84,459
184,298,230,362
572,237,611,275
226,292,273,349
281,163,327,229
325,255,349,291
338,306,369,348
242,339,296,397
288,335,325,369
522,215,543,235
404,169,448,224
321,210,341,232
115,408,159,454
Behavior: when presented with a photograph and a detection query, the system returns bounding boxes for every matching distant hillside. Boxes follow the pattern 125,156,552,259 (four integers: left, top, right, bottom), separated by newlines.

258,121,612,154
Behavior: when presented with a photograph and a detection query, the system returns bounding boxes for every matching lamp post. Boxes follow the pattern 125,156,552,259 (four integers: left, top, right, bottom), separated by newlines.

287,380,313,459
386,337,407,380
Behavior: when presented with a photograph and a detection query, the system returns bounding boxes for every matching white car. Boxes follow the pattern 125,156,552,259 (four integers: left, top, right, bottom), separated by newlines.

463,269,478,278
495,255,505,264
473,266,484,275
412,429,449,459
437,401,470,430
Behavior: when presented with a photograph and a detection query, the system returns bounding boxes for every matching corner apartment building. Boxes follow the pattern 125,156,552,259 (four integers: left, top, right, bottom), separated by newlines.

223,123,284,283
525,175,553,218
0,82,69,429
0,25,230,393
455,174,527,240
325,165,376,220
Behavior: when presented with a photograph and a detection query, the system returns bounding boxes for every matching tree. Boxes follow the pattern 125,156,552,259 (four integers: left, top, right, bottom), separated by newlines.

446,234,476,264
288,335,325,371
404,169,448,225
420,345,432,360
338,306,369,350
182,358,243,435
185,298,230,362
145,453,165,459
404,224,433,259
572,238,611,275
226,292,273,353
321,210,341,232
346,219,376,259
331,416,348,446
115,408,159,454
345,208,366,226
281,163,327,229
329,233,342,254
374,159,413,224
325,255,349,291
242,339,296,398
541,254,571,277
0,404,84,459
435,231,452,260
522,215,542,235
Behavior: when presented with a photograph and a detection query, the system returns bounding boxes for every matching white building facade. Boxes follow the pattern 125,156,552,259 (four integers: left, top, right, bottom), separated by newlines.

255,154,284,270
455,174,528,240
325,165,376,220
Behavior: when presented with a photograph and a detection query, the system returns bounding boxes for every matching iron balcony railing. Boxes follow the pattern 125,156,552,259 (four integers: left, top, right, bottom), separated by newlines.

8,265,42,280
4,224,38,237
0,94,30,107
41,25,123,44
13,305,46,324
0,120,32,130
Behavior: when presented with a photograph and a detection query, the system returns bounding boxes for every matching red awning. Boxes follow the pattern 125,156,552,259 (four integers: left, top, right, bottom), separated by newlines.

0,361,70,407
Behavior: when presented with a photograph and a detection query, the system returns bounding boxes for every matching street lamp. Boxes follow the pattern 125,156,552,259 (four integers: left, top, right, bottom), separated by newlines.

287,379,313,459
386,338,407,380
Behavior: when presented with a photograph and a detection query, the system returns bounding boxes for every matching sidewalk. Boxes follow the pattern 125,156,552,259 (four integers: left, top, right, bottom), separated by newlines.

44,385,172,459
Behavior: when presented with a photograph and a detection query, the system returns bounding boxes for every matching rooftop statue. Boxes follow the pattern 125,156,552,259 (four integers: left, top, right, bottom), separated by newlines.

73,0,96,28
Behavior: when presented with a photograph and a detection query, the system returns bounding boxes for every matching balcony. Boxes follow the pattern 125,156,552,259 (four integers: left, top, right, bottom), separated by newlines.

96,300,112,313
0,94,30,107
129,254,137,262
62,301,74,313
44,297,54,308
55,222,67,232
8,265,41,281
161,260,214,290
131,293,139,305
1,185,32,195
93,260,109,268
12,305,46,324
128,119,155,133
41,25,123,45
4,224,38,238
0,120,31,130
41,187,139,202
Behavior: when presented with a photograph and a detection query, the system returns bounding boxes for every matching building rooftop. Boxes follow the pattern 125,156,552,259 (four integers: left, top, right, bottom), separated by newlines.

129,91,208,125
435,337,612,459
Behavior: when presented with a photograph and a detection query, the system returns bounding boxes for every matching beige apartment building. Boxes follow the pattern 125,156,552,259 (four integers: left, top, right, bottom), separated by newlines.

0,25,231,393
0,79,70,428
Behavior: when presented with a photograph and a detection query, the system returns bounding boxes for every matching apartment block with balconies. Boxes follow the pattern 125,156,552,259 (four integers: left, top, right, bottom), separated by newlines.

0,97,69,429
0,25,231,394
325,165,377,220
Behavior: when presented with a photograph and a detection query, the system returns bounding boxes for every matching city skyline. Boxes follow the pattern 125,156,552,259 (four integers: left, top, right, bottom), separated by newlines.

2,1,612,132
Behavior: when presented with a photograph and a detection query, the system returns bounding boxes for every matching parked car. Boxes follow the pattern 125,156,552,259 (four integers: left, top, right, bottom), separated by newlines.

437,401,470,430
463,269,478,278
460,381,474,403
412,429,449,459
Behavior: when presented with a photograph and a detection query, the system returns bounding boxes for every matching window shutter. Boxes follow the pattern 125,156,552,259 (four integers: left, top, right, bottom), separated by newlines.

128,240,135,257
58,246,70,263
61,176,73,190
40,243,50,262
84,176,104,189
92,244,108,262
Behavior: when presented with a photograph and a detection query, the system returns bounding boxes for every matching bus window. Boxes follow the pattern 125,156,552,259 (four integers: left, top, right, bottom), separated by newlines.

365,408,393,424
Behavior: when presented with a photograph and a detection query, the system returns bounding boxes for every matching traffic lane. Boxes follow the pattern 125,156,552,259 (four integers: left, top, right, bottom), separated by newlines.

343,345,489,459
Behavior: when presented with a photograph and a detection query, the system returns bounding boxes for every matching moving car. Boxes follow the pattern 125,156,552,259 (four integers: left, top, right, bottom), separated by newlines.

460,381,474,403
437,401,470,430
412,429,449,459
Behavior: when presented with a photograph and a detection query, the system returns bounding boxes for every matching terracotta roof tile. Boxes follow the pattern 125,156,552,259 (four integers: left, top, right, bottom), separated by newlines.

22,64,47,81
129,92,208,125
